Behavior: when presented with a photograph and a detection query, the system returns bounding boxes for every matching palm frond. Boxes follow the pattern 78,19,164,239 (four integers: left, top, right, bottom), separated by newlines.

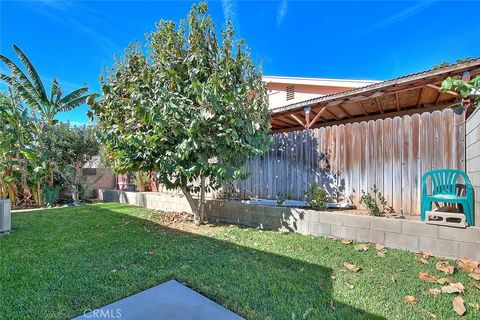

0,54,40,99
50,78,62,104
13,45,48,102
0,73,13,84
58,87,89,105
12,80,43,113
57,94,89,112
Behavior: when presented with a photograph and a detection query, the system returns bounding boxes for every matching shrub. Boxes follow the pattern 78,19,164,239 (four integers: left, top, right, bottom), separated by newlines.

359,185,388,216
305,184,329,210
276,193,294,206
42,185,60,207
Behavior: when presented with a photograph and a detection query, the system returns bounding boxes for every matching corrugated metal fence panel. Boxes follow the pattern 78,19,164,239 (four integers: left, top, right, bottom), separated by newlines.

234,109,465,215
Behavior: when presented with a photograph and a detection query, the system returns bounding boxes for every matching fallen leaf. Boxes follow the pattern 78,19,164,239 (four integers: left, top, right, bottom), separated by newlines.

474,284,480,290
458,257,480,274
330,275,336,280
375,243,385,250
419,272,439,283
441,283,465,294
422,251,433,259
417,257,429,265
404,295,418,304
453,296,466,316
377,251,386,257
391,275,397,284
450,282,465,292
110,269,117,273
468,303,479,311
354,243,369,251
429,288,441,296
437,278,453,285
427,311,437,319
468,273,480,281
436,261,455,275
344,262,361,272
341,239,352,245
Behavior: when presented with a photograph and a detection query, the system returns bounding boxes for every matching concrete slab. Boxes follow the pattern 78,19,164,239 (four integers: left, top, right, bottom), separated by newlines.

74,280,244,320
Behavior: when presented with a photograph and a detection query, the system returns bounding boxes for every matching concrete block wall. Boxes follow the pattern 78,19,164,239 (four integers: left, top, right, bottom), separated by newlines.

466,107,480,225
99,190,480,260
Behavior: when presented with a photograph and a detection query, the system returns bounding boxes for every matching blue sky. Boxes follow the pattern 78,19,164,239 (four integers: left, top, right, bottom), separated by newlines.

1,0,479,124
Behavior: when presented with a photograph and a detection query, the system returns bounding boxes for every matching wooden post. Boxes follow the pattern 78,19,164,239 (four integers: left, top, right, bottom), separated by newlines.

462,72,471,111
304,107,311,129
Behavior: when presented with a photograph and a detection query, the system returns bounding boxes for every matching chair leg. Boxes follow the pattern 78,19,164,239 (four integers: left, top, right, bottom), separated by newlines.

421,201,431,221
460,201,473,226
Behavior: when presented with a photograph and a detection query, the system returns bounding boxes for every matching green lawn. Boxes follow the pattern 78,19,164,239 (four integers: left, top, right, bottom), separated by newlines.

1,203,479,319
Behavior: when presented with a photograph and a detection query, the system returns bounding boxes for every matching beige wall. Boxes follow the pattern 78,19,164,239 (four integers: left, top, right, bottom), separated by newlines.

85,168,115,199
266,83,350,110
466,107,480,225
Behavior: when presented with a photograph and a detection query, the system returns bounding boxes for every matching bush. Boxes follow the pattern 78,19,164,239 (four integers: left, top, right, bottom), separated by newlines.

42,185,60,207
276,193,294,206
359,185,388,216
305,184,329,210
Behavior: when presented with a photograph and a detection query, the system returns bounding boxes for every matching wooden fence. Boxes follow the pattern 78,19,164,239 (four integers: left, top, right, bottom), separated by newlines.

233,109,466,215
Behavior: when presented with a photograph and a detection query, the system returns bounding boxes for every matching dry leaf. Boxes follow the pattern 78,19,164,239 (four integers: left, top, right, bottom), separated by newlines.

437,278,453,285
110,269,117,273
330,275,336,280
377,251,386,258
441,283,464,294
421,251,433,259
453,296,466,316
375,243,385,250
417,257,429,265
474,284,480,290
341,239,352,245
458,257,480,274
419,272,439,283
429,288,441,296
468,273,480,281
354,243,369,251
450,282,465,292
427,311,437,319
468,303,479,311
344,262,361,272
391,275,397,284
404,295,418,304
436,261,455,275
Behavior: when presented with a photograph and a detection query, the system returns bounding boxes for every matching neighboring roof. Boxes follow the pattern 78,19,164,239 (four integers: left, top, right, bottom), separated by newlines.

270,58,480,116
262,75,379,88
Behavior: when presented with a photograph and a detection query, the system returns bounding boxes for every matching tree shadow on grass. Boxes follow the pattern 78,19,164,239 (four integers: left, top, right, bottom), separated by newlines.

2,204,385,320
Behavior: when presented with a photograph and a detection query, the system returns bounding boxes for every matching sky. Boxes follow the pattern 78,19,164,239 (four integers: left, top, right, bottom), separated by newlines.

1,0,479,124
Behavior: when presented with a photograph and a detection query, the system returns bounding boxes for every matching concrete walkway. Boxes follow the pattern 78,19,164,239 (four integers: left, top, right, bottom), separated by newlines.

74,280,244,320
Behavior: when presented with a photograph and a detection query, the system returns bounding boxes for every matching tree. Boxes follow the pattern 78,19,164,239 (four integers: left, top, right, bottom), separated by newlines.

89,3,271,224
0,45,90,127
441,74,480,111
37,123,100,203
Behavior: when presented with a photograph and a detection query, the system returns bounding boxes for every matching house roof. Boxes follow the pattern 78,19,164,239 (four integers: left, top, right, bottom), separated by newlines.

262,76,379,88
270,58,480,133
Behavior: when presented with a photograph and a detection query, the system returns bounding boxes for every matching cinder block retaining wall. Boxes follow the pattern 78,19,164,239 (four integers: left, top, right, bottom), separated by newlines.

99,190,480,260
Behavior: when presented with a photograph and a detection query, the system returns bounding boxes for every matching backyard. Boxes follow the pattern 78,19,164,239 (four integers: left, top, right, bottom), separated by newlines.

1,203,479,319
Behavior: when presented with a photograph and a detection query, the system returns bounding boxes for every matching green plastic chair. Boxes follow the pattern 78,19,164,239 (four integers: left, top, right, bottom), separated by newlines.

421,169,474,226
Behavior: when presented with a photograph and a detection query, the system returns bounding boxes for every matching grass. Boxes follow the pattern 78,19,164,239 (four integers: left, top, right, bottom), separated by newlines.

1,203,479,319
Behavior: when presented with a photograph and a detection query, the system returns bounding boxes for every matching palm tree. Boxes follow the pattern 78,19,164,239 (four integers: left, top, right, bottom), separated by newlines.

0,45,90,126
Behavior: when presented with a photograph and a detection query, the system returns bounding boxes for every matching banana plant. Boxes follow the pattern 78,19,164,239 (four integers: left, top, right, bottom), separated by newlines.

0,45,90,127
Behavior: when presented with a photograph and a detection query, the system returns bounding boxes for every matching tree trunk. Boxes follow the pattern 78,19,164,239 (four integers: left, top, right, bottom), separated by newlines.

199,175,206,223
71,185,79,204
181,185,202,225
136,172,145,192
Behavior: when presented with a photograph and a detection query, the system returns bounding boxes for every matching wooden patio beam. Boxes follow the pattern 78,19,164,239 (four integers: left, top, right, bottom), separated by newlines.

324,108,340,120
309,107,326,128
426,84,459,97
357,101,369,115
375,97,384,113
395,92,401,111
338,104,353,118
290,114,305,127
